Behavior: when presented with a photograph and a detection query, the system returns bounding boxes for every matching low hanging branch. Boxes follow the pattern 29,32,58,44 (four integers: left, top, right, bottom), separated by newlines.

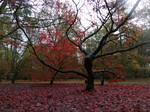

94,70,122,79
13,3,88,79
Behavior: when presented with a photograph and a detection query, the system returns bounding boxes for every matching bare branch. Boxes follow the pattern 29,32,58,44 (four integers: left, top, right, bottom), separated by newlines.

0,0,7,14
0,27,19,40
92,0,141,56
94,70,121,79
65,0,88,55
104,0,114,31
13,3,88,78
112,0,141,33
94,42,150,59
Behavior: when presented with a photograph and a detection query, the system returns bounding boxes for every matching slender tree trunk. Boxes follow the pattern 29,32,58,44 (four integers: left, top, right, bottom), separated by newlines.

11,73,15,84
101,78,105,86
50,79,54,84
50,76,55,84
134,71,138,79
50,71,58,84
0,75,2,83
11,38,18,84
100,75,105,86
11,79,15,84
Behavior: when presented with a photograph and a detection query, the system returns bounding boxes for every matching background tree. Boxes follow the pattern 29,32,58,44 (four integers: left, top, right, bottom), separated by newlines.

30,32,81,84
0,0,32,83
137,29,150,77
130,0,150,77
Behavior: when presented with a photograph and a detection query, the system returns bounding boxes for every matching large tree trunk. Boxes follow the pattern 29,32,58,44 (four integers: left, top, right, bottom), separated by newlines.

86,77,94,90
84,55,95,91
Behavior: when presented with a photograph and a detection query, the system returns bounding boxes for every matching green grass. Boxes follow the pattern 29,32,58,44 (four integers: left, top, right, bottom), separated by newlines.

56,80,84,83
0,78,150,84
59,79,150,85
115,81,150,84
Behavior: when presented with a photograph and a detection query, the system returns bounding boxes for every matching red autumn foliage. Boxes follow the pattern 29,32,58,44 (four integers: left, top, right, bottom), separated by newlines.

30,31,82,81
0,84,149,111
65,10,75,24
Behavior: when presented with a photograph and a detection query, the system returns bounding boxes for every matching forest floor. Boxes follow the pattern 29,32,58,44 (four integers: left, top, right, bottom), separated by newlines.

0,78,150,111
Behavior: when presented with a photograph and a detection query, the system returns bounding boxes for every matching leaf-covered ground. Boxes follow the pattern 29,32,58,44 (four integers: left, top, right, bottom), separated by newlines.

0,84,149,112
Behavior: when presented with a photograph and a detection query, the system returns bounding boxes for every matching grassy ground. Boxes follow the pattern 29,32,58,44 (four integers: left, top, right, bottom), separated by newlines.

0,78,150,84
114,78,150,84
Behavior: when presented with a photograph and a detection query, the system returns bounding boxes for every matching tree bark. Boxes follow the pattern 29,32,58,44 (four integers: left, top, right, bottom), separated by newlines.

86,77,94,90
50,76,55,84
50,71,58,84
84,54,95,90
11,73,15,84
101,78,105,86
0,75,2,83
134,71,138,79
100,75,105,86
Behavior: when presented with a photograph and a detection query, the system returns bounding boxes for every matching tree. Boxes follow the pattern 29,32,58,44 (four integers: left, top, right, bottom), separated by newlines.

1,38,30,83
136,29,150,77
13,0,150,90
0,0,26,40
0,48,9,82
31,32,81,84
0,0,32,83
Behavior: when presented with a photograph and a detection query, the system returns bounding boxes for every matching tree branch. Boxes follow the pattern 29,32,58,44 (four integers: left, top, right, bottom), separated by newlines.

92,0,141,56
0,27,19,40
14,3,88,78
94,70,121,79
94,42,150,59
0,0,7,15
65,0,88,55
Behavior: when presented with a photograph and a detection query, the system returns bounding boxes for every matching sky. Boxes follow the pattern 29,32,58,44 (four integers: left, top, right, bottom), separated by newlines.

29,0,147,29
